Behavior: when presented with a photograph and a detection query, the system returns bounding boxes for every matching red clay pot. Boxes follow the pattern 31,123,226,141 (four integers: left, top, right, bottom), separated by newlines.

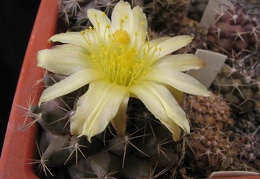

0,0,59,178
0,0,259,178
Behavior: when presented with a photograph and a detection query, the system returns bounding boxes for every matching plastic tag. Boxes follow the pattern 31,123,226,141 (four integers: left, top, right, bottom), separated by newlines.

187,49,227,89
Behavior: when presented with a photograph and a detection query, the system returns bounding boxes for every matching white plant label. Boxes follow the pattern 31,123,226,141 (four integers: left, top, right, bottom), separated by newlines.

187,49,227,89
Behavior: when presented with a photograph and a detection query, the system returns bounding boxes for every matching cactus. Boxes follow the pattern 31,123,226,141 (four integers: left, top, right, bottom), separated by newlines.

207,1,260,52
239,126,260,171
185,94,234,130
28,73,182,178
186,0,208,22
205,0,260,150
210,46,259,136
144,0,188,35
58,0,189,33
183,94,238,177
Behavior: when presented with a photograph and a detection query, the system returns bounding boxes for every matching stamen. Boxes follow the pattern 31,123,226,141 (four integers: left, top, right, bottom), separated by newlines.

84,23,152,87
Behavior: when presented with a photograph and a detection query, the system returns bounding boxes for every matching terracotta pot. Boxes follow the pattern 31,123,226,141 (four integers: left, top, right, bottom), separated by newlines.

0,0,59,178
0,0,259,178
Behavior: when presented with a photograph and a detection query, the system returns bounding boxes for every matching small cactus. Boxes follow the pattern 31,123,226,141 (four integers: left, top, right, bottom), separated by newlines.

207,1,260,52
184,94,238,177
212,61,259,124
185,93,234,130
186,127,237,174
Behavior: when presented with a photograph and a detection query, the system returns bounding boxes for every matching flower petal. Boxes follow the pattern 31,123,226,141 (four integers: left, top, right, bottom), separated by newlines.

128,5,147,47
111,1,131,30
152,54,206,71
143,37,171,65
50,32,90,49
144,68,211,96
165,85,184,105
149,37,171,46
70,80,129,141
39,69,101,104
37,44,95,75
87,8,112,40
129,81,190,140
167,120,181,142
155,35,193,59
111,96,129,137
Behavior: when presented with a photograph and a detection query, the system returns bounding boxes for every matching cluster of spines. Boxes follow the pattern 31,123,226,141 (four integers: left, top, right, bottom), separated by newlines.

239,126,260,171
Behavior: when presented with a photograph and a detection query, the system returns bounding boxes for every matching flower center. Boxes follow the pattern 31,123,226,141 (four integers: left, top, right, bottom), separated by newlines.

93,41,147,87
81,26,155,87
113,29,130,45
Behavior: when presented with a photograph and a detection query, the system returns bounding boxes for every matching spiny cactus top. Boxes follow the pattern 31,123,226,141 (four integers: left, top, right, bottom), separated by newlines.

37,1,210,141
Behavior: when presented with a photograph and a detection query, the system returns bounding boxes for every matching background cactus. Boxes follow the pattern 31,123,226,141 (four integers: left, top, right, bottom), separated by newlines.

206,1,260,52
183,94,238,177
238,126,260,171
59,0,189,34
200,0,260,176
207,0,260,140
186,0,208,22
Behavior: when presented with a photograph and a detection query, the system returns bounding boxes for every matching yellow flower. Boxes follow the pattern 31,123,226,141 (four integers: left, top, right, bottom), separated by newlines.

37,1,210,141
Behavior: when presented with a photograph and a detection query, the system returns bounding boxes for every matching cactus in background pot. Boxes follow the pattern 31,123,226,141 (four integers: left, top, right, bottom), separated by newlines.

207,0,260,52
59,0,189,34
183,94,238,177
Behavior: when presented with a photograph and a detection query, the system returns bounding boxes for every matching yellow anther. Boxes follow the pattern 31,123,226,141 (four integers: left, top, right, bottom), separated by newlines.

120,19,124,28
113,29,130,45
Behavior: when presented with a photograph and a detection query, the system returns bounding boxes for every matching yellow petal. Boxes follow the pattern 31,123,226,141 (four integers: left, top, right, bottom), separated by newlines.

129,81,190,137
71,80,129,141
128,5,147,47
87,8,111,40
155,35,193,59
39,69,101,104
166,86,184,105
152,54,206,71
111,96,129,137
111,1,131,30
149,37,171,46
50,32,92,49
166,120,181,142
144,68,211,96
37,44,94,75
